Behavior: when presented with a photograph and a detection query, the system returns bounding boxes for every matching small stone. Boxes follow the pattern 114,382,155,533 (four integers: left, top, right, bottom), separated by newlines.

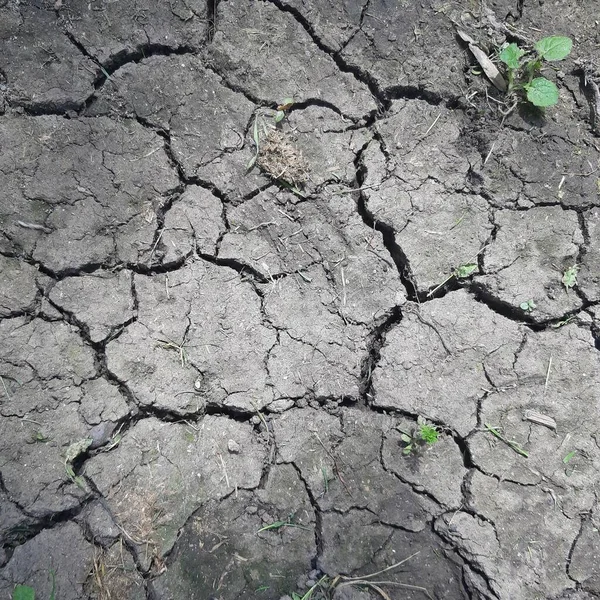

388,33,397,42
228,439,241,453
268,398,295,413
89,422,116,449
245,505,258,514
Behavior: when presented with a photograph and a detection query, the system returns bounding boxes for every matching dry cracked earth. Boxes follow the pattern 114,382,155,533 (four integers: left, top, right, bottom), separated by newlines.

1,1,600,599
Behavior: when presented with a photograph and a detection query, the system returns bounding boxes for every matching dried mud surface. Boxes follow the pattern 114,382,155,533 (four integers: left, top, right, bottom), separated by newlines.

1,1,600,599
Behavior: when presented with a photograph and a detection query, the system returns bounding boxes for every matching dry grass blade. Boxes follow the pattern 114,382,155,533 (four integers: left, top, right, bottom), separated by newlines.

332,551,432,599
340,551,420,581
457,29,507,92
337,579,433,599
524,410,557,431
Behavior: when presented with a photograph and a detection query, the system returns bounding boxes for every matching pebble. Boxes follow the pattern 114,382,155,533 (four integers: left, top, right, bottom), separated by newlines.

89,422,116,449
228,439,241,453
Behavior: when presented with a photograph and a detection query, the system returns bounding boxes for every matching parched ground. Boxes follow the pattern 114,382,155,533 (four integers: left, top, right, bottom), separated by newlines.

1,1,600,599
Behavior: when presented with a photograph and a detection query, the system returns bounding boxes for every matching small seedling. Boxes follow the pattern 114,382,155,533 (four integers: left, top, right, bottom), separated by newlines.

257,516,311,534
400,417,440,455
428,262,478,297
499,36,572,107
553,315,575,328
29,431,49,443
484,423,528,457
519,299,536,312
454,263,478,278
562,264,579,292
291,576,328,600
64,438,92,489
563,450,577,464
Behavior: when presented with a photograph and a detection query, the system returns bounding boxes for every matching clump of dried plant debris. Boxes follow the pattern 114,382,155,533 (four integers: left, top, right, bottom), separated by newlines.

257,129,310,187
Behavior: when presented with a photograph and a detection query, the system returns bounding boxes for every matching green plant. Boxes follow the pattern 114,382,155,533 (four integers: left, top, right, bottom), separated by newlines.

257,515,311,533
399,417,440,455
64,437,92,489
562,264,579,291
291,577,328,600
499,36,572,107
519,299,536,312
13,586,35,600
484,423,528,457
428,261,478,297
12,572,55,600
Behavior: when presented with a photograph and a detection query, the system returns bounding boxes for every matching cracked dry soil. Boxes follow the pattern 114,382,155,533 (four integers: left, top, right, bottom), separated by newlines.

1,1,600,599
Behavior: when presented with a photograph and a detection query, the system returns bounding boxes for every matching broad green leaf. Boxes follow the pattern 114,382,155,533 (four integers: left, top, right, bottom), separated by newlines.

274,110,285,123
12,586,35,600
525,77,559,107
454,263,478,278
278,97,295,110
499,43,525,69
535,36,572,61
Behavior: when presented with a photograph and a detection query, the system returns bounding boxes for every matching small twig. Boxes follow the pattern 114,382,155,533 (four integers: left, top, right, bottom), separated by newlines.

313,432,352,497
543,355,552,397
0,376,11,402
16,220,52,234
422,113,441,138
218,453,230,488
483,141,496,166
297,270,312,283
248,221,277,232
341,552,421,581
148,228,164,260
331,184,380,195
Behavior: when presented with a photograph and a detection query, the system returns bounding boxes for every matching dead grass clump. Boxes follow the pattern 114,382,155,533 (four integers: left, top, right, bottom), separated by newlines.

88,542,144,600
113,488,162,547
257,129,310,186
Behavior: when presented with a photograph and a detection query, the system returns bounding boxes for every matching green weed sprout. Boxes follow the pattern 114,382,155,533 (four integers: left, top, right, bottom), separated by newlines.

499,36,572,107
519,299,536,312
400,417,440,456
562,264,579,292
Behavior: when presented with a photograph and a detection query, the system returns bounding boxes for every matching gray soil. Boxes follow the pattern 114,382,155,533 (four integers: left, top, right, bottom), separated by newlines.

1,1,600,599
